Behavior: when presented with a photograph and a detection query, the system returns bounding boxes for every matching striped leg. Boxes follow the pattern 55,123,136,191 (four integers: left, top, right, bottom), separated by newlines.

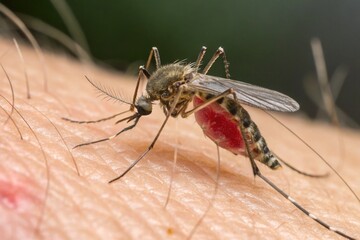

237,107,355,239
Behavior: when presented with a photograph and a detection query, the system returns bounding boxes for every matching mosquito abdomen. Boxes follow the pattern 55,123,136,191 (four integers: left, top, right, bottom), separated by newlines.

194,92,281,170
193,94,245,154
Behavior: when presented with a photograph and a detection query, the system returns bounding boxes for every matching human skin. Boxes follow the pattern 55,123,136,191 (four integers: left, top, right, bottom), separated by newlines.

0,38,359,240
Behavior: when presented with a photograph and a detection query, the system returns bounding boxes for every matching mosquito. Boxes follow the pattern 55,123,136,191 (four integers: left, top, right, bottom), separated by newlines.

64,46,356,239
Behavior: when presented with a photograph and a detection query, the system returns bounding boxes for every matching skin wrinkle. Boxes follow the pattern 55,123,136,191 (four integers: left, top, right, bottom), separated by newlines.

35,108,80,172
23,108,79,178
40,165,92,240
154,182,196,235
61,118,128,174
0,40,94,239
123,173,173,237
78,185,128,238
100,195,133,239
167,202,198,238
2,138,28,173
150,165,198,237
0,164,42,239
0,105,22,138
0,38,360,239
41,196,72,240
191,200,221,239
109,193,150,236
115,187,162,238
145,169,197,238
6,137,45,189
52,181,90,239
0,102,23,140
75,156,148,239
168,172,220,236
208,199,252,238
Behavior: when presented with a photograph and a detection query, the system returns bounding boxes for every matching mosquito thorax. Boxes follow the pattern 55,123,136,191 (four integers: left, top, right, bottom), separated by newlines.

146,63,195,101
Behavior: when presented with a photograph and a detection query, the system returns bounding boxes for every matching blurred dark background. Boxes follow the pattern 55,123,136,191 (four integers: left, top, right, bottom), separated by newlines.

1,1,359,126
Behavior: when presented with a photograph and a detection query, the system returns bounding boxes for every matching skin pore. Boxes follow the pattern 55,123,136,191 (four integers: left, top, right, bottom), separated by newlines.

0,38,359,240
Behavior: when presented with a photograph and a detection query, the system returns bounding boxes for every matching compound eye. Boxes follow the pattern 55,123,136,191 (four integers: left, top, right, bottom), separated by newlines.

136,96,152,115
161,91,171,99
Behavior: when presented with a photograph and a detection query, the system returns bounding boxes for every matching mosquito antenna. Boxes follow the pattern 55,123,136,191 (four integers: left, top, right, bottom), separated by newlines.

85,76,133,106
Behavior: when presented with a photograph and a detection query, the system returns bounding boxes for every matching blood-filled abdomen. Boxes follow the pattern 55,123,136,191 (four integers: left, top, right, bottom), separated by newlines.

193,96,245,155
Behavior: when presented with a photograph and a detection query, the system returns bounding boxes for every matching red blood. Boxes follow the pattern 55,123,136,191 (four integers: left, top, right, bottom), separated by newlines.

193,96,245,155
0,180,17,209
0,176,39,210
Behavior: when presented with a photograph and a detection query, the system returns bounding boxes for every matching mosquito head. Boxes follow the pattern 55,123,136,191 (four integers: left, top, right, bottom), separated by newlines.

135,95,152,116
146,63,195,102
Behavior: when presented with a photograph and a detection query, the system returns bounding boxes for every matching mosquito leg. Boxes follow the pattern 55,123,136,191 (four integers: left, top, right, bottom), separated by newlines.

109,85,186,183
265,110,360,203
181,88,235,118
62,109,131,124
257,171,355,240
237,112,355,240
202,46,231,79
131,66,149,110
108,114,170,182
194,46,207,73
131,47,161,109
73,114,141,149
145,47,161,69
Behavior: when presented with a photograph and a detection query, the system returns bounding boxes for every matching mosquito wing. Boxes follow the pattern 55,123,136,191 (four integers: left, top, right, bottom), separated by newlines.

189,74,300,112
